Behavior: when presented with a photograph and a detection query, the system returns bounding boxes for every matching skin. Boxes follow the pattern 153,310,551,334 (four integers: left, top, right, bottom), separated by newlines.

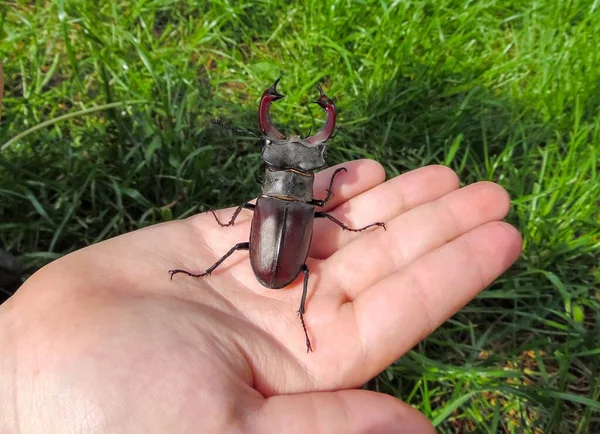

0,160,522,434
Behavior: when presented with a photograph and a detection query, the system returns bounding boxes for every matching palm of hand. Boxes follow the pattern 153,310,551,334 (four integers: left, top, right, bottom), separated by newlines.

0,160,521,433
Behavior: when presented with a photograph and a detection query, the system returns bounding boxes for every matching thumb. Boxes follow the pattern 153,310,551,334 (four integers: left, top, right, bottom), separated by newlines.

248,389,435,434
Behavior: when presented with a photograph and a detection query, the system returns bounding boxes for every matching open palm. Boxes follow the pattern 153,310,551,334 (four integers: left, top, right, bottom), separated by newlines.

0,159,522,433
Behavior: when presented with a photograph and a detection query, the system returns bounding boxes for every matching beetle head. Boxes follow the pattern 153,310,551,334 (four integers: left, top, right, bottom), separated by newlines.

261,136,327,172
258,78,335,170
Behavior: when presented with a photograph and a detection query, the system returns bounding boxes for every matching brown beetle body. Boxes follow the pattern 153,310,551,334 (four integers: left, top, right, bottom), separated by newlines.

250,197,314,289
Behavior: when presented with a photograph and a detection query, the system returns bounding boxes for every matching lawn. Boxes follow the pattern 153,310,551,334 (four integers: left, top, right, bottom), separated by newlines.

1,0,599,432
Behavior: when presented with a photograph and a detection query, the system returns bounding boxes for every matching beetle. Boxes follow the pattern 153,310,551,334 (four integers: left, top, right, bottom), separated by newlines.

169,78,385,352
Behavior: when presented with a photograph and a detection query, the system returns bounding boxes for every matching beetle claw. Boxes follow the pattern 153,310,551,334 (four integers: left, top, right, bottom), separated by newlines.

168,269,208,279
305,83,336,145
271,75,284,97
209,209,233,227
259,78,286,139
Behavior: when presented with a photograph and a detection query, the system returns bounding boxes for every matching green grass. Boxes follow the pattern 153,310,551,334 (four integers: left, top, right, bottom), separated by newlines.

1,0,599,432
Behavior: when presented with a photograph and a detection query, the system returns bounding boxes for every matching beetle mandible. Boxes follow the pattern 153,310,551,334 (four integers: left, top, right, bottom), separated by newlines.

169,78,386,352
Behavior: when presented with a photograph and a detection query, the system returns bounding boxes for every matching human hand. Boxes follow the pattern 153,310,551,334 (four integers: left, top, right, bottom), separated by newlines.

0,160,522,433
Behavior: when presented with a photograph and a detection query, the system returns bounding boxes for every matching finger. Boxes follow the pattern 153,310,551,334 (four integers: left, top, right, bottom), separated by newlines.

323,181,511,298
311,165,460,258
250,389,434,434
347,221,522,380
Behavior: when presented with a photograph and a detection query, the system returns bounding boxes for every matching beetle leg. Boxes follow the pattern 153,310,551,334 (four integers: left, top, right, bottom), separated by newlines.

315,212,386,232
209,203,255,227
298,264,313,353
169,242,249,280
309,167,348,207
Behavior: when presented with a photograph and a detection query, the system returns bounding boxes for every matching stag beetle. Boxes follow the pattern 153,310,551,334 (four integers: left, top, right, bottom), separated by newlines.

169,78,385,352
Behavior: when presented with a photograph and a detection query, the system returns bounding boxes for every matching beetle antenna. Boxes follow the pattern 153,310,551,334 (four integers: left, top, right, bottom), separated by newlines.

212,118,259,137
